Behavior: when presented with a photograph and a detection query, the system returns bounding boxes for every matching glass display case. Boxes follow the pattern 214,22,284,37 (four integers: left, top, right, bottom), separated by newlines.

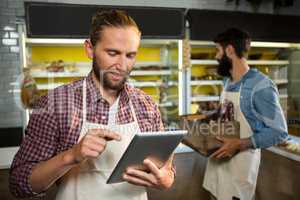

23,37,183,129
186,40,292,117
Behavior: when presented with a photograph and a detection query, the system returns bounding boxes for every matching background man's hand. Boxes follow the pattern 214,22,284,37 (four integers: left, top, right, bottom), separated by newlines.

211,136,241,159
123,155,175,190
71,129,121,163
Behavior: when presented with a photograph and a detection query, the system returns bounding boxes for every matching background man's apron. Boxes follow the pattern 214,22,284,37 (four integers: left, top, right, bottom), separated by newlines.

203,84,261,200
56,79,147,200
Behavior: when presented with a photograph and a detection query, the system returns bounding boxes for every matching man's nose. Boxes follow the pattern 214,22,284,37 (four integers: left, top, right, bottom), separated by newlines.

116,55,127,71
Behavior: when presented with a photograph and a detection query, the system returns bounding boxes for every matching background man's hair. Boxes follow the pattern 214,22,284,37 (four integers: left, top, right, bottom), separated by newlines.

214,28,251,58
89,9,141,46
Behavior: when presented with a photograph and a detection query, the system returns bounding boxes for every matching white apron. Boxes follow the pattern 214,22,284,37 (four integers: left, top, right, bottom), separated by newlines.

56,79,147,200
203,84,261,200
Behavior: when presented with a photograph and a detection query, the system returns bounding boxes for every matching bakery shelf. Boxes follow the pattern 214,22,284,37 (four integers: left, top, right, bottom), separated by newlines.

37,80,177,90
190,80,223,86
134,61,165,67
191,59,289,66
31,71,87,78
248,60,289,65
131,70,172,76
158,102,177,107
31,70,172,78
129,81,161,87
274,79,288,85
191,59,217,65
191,95,220,102
36,83,65,90
279,94,288,99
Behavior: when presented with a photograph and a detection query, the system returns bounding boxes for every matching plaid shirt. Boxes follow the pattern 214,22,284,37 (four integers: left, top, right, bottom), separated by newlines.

9,72,163,198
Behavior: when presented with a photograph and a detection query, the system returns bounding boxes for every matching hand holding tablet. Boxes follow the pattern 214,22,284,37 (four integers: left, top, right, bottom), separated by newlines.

123,156,175,189
106,130,187,184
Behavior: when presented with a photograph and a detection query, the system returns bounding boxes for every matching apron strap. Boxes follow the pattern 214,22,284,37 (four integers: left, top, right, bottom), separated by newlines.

129,100,139,125
220,79,229,104
82,79,87,125
220,79,243,103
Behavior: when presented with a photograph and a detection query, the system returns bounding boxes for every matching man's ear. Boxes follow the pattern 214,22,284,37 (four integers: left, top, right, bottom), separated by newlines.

84,39,94,60
225,44,235,59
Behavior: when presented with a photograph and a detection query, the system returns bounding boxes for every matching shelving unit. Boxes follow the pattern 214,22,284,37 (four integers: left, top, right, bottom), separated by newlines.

190,80,223,86
191,95,220,102
24,38,182,128
22,37,295,127
30,69,173,78
187,40,291,115
36,80,178,90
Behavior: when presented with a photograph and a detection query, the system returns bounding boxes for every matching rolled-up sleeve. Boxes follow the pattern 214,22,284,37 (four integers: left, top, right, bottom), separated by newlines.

250,81,289,149
9,94,58,198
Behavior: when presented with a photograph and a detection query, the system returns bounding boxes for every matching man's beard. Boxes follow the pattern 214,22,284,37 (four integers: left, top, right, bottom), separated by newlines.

92,58,129,91
217,54,232,77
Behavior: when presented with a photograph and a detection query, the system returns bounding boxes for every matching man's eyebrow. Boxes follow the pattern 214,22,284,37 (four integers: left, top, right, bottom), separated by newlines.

104,48,137,55
104,48,121,53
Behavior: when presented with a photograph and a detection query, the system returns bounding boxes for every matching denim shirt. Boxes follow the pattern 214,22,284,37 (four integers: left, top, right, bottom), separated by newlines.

224,69,289,149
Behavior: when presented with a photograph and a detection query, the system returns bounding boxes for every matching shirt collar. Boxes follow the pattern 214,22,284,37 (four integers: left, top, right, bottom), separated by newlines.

226,68,257,90
86,72,102,103
86,71,130,104
119,83,132,105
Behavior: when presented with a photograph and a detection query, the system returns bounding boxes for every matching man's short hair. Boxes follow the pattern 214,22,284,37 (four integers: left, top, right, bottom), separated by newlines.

214,28,251,58
89,9,141,46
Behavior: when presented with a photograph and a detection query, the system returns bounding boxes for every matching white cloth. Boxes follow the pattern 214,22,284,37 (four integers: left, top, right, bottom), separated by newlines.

108,95,120,125
203,84,261,200
55,79,147,200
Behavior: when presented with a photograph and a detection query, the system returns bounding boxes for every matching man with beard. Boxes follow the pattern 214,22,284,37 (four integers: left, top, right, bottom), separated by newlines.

10,10,175,200
203,28,289,200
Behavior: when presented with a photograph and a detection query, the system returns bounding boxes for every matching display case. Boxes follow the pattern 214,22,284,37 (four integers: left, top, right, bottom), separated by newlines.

186,40,293,117
19,26,300,143
22,37,183,129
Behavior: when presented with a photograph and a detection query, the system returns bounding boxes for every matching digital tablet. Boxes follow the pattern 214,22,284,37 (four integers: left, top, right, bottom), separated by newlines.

106,130,187,184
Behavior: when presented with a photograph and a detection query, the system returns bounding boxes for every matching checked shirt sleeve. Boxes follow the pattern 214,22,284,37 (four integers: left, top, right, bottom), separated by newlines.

9,93,59,198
